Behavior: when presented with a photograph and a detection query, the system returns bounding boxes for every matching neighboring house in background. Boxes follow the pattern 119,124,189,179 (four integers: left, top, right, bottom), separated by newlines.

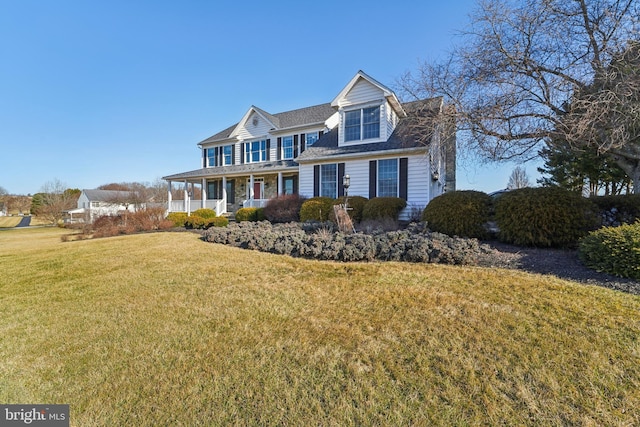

163,71,456,220
68,189,143,223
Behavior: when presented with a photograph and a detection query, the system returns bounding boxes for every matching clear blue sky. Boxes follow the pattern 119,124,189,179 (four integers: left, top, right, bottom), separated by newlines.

0,0,540,196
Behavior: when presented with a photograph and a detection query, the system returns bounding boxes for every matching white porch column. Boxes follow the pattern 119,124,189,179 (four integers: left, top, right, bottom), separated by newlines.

249,175,255,199
222,176,227,205
184,180,189,215
277,172,283,196
201,177,207,208
167,181,172,212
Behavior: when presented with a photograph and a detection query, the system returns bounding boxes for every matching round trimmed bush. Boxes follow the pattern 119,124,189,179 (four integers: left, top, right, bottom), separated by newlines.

495,187,600,247
300,197,335,222
166,212,188,227
579,221,640,280
362,197,407,221
191,208,217,219
422,190,492,239
235,207,264,222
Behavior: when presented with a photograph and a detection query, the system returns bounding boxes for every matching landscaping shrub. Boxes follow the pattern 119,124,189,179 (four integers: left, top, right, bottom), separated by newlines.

90,208,173,238
300,197,335,222
166,212,188,227
422,190,492,239
185,214,229,229
330,195,368,224
578,221,640,280
235,207,264,222
495,187,600,247
263,194,306,223
202,221,513,267
591,194,640,227
362,197,407,221
191,208,217,219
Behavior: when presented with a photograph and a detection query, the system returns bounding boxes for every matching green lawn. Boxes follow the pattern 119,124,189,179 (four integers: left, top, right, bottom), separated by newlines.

1,227,639,426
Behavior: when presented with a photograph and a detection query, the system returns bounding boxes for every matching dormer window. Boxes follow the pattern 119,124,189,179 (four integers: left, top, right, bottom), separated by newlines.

344,106,380,142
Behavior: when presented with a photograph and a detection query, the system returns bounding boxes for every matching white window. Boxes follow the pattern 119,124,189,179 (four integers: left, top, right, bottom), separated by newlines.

244,140,267,163
344,106,380,142
206,148,216,167
378,159,398,197
223,145,232,165
282,136,294,160
321,164,337,199
306,131,319,146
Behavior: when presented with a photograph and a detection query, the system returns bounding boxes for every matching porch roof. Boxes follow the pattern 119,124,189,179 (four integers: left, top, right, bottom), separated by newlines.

163,160,298,181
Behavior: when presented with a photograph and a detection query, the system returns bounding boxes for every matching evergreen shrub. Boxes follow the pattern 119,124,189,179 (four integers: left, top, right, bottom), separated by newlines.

422,190,492,239
191,208,217,219
579,221,640,280
166,212,188,227
235,207,264,222
362,197,407,221
300,197,335,222
495,187,600,247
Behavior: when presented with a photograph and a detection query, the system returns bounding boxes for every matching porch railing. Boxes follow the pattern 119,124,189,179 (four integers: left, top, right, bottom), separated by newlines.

242,199,268,208
168,199,227,215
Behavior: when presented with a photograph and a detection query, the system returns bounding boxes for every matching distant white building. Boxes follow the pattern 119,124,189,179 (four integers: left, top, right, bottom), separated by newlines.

70,189,143,223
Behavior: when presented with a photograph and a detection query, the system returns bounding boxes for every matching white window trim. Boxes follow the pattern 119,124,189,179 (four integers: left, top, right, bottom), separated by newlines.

244,140,267,163
320,164,338,199
377,158,399,198
282,136,294,160
343,104,382,143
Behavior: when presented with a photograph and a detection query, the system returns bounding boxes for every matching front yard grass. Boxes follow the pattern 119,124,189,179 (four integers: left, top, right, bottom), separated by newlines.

0,228,639,425
0,217,22,228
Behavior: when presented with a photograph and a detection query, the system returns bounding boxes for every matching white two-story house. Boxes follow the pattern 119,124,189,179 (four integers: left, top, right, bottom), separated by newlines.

163,71,455,220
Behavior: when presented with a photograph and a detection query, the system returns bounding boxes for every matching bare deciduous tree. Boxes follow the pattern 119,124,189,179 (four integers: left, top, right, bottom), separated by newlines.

400,0,639,192
507,166,531,189
34,179,79,224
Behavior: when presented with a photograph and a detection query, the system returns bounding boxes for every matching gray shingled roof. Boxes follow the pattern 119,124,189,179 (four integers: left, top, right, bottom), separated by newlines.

82,189,139,201
296,98,441,162
163,160,298,181
198,103,335,145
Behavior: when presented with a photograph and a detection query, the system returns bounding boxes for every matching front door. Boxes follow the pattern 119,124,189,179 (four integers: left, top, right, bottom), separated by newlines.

253,181,262,199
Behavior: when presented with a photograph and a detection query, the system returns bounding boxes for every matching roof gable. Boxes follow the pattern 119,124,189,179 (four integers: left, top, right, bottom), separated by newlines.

331,70,406,117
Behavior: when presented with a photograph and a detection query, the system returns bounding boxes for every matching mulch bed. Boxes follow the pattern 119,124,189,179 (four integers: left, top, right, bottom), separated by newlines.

486,241,640,295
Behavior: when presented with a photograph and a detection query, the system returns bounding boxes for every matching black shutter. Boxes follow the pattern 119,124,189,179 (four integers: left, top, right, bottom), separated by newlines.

215,147,220,166
313,165,320,197
277,137,282,161
338,163,345,197
240,143,245,164
319,130,324,137
369,160,377,199
300,134,306,153
266,139,271,161
228,180,235,204
293,176,298,195
202,148,207,168
231,144,236,165
293,135,299,158
399,158,408,200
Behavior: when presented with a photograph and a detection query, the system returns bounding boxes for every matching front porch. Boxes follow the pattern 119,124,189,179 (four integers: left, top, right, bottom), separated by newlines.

166,172,297,216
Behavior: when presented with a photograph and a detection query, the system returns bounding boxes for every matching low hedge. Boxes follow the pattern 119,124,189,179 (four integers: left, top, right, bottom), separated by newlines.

166,212,188,227
362,197,407,221
202,221,514,267
578,221,640,280
185,215,229,229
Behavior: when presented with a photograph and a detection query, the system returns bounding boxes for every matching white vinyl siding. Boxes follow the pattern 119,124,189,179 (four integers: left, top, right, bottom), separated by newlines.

338,78,384,108
236,112,272,140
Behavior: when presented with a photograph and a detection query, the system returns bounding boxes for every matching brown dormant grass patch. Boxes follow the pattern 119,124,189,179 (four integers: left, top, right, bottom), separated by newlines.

1,227,639,425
